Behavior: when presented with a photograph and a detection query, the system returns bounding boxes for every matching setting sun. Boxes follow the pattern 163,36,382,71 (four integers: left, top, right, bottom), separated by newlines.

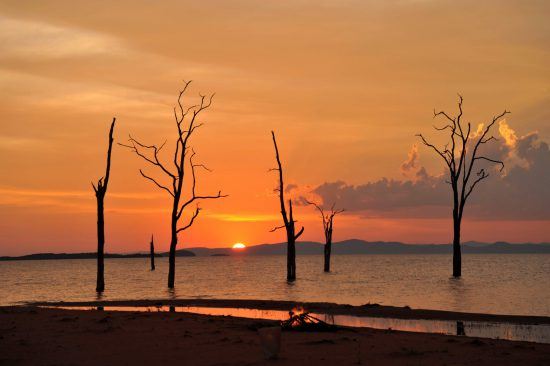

232,243,246,249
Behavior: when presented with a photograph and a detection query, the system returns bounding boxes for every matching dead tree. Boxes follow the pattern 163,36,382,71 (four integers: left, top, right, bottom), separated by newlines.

121,81,226,288
307,201,344,272
270,131,304,281
150,235,155,271
417,95,508,277
92,117,116,292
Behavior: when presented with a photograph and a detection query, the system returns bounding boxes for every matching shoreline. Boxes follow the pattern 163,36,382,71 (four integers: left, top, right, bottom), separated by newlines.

30,298,550,325
2,304,549,365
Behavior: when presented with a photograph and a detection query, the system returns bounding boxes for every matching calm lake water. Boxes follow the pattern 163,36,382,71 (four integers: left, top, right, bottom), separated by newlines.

1,254,549,316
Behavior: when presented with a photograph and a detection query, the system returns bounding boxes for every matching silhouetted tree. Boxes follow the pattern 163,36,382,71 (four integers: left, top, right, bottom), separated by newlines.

92,117,116,292
417,95,508,277
270,131,304,281
121,81,225,288
150,235,155,271
307,201,344,272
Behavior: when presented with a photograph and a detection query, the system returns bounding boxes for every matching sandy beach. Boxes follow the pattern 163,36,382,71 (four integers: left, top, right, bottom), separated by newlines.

2,300,549,365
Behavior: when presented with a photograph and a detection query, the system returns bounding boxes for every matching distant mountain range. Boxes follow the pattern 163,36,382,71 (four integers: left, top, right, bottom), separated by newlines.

2,240,549,261
186,239,550,256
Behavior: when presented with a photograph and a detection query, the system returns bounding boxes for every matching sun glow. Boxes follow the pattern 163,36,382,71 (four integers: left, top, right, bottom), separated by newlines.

232,243,246,249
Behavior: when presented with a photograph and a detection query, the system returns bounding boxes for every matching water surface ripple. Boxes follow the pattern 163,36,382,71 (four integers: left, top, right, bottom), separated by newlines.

1,254,549,316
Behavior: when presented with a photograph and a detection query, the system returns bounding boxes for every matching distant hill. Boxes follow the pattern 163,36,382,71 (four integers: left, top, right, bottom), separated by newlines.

186,239,550,256
3,240,549,261
0,250,195,261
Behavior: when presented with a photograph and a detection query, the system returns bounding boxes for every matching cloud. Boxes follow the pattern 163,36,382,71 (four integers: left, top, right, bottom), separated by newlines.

0,186,168,213
0,15,123,59
400,144,420,177
0,136,52,151
284,183,298,193
206,213,279,222
312,121,550,220
0,187,165,200
499,120,518,147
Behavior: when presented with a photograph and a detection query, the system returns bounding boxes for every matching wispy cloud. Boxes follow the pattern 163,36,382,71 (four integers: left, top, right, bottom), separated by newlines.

0,187,165,200
206,213,280,222
0,15,123,59
0,187,169,214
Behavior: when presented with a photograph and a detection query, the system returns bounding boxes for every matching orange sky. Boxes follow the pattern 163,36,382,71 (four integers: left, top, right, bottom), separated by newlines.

1,1,549,255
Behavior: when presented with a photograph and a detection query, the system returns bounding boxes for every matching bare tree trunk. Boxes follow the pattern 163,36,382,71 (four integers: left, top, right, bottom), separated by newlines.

287,200,298,281
167,199,180,288
96,198,105,291
287,235,296,281
150,235,155,271
93,118,115,293
271,131,303,282
452,218,461,277
452,183,462,278
168,229,177,288
324,238,332,273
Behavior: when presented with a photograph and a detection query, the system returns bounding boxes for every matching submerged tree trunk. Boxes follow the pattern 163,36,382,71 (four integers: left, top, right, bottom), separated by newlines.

150,235,155,271
96,198,105,291
286,200,299,281
451,186,462,278
452,218,462,277
93,118,115,293
324,239,332,273
168,234,177,288
307,201,342,273
121,82,224,289
168,206,182,288
417,96,507,278
287,236,296,281
271,131,303,282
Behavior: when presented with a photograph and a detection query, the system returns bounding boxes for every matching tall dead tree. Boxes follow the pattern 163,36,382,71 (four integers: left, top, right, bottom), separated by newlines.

121,81,225,289
270,131,304,281
150,235,155,271
92,117,116,292
307,202,344,272
417,95,508,277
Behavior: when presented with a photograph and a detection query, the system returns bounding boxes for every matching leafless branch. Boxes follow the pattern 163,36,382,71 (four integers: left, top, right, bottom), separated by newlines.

176,149,227,218
270,224,287,233
177,206,201,233
416,133,451,167
139,169,174,196
480,136,498,144
295,226,305,239
418,95,509,253
474,156,505,171
465,169,489,201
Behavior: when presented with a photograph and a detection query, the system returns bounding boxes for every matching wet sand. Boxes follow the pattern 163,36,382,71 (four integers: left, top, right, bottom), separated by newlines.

2,302,550,365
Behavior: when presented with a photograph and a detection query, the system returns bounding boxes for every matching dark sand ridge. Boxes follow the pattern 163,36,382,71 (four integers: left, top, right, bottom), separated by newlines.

31,299,550,325
1,305,550,366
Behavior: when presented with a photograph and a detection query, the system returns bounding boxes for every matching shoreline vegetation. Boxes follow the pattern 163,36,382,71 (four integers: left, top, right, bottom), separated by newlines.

0,250,195,261
2,301,549,365
2,240,550,261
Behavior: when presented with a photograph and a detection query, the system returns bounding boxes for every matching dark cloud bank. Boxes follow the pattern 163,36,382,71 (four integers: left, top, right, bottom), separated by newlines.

310,121,550,220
